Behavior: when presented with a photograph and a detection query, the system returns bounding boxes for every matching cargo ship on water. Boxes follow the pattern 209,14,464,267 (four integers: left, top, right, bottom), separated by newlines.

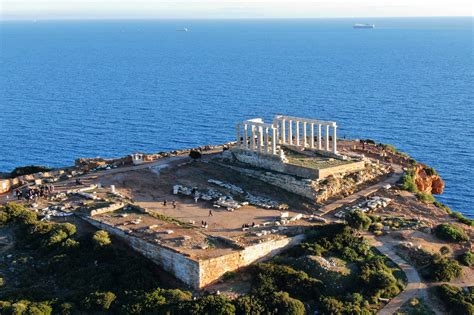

353,23,375,29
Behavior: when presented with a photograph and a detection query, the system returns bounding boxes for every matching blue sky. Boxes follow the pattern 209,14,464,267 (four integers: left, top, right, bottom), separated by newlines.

1,0,473,20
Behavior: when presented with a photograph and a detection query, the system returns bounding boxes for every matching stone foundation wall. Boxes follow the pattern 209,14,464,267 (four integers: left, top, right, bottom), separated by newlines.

89,202,125,216
82,216,305,289
82,216,201,288
198,234,305,287
318,161,366,179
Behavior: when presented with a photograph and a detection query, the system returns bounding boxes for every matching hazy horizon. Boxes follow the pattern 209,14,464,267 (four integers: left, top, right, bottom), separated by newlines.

1,0,472,21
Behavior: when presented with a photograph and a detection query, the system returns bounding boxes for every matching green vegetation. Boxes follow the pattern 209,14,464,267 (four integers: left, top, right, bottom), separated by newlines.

0,204,407,314
9,165,52,178
189,150,202,159
346,210,372,231
401,169,418,193
449,211,474,227
415,192,436,203
435,284,474,315
397,245,463,282
395,297,435,315
433,201,452,214
146,210,195,228
434,223,469,243
458,251,474,267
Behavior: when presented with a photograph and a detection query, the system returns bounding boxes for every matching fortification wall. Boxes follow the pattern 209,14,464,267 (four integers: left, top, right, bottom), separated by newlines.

82,217,201,288
82,216,305,289
198,234,305,287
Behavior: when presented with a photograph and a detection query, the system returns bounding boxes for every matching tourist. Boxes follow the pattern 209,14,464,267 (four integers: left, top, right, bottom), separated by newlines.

163,200,167,206
172,200,176,209
208,210,213,217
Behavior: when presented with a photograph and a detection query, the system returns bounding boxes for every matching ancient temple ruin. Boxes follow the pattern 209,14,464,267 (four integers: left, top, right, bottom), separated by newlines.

235,115,338,156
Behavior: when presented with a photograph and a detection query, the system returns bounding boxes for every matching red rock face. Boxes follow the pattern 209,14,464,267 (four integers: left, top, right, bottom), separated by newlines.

414,164,445,195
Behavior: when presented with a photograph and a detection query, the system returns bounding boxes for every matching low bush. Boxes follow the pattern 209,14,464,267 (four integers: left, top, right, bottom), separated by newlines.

10,165,52,178
92,230,112,247
450,211,474,227
435,284,474,315
415,192,436,203
458,251,474,267
433,201,452,214
401,170,418,193
346,210,372,231
434,224,468,243
429,256,463,282
189,150,202,159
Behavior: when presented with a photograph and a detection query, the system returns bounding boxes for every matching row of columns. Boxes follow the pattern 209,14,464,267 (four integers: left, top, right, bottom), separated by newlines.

274,116,337,154
237,122,277,155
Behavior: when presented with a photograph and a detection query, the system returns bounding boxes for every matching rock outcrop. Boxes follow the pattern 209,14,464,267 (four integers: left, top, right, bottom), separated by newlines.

414,164,444,195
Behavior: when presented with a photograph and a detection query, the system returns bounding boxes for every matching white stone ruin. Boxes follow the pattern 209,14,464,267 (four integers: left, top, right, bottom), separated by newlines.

235,115,338,156
131,153,144,165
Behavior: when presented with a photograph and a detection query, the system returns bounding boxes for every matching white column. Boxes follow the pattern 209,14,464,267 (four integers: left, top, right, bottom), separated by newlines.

251,125,256,150
236,124,241,146
325,125,330,151
303,121,307,147
332,125,337,154
310,123,315,148
243,124,248,149
281,119,286,144
317,124,322,150
288,120,293,145
271,127,277,154
264,128,269,154
296,121,300,146
258,126,264,152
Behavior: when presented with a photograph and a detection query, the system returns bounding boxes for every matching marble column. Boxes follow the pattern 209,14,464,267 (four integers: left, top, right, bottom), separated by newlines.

236,124,241,146
272,127,277,154
317,124,322,150
303,121,307,147
259,126,264,152
264,128,269,154
243,124,248,149
332,125,337,154
310,123,315,148
288,120,293,145
296,121,300,146
281,119,286,144
325,125,330,151
251,125,256,150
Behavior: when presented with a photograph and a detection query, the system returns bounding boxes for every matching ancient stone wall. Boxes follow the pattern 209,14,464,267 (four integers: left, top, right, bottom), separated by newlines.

82,216,305,289
198,234,305,287
89,202,125,216
82,216,201,288
318,161,366,179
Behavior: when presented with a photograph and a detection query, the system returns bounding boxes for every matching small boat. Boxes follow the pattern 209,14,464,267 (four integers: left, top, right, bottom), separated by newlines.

176,28,189,32
353,23,375,29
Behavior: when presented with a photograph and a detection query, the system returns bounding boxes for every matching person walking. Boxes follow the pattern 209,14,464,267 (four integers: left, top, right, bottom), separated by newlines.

208,210,213,217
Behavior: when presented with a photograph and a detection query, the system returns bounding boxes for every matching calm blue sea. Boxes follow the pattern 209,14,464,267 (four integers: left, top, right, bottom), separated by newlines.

0,18,473,217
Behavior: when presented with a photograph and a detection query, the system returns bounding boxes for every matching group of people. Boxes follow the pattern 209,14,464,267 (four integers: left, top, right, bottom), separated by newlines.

15,184,55,202
162,200,177,209
242,222,256,229
200,220,208,229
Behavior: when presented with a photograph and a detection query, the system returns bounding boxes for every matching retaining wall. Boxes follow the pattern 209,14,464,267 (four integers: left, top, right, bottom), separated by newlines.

82,216,305,289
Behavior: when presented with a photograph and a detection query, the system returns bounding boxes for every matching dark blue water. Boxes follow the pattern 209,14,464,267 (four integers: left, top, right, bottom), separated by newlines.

0,18,473,217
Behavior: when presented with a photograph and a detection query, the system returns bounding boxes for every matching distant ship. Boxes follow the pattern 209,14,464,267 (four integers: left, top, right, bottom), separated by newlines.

353,23,375,29
176,28,189,32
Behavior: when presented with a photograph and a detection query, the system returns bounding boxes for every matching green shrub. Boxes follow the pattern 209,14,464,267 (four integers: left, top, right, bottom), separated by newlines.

436,284,474,315
346,210,372,231
433,201,452,214
434,224,468,243
92,230,111,247
187,295,236,315
268,291,305,315
450,212,474,227
10,166,51,178
82,291,116,311
0,211,9,225
429,256,463,282
415,192,435,203
439,246,451,256
401,170,418,193
235,295,265,315
458,251,474,267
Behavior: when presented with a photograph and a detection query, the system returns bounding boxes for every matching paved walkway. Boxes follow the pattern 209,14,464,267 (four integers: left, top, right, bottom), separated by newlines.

364,234,425,315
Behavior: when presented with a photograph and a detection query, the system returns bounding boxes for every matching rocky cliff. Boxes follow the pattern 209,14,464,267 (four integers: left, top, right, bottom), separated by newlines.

414,164,444,195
